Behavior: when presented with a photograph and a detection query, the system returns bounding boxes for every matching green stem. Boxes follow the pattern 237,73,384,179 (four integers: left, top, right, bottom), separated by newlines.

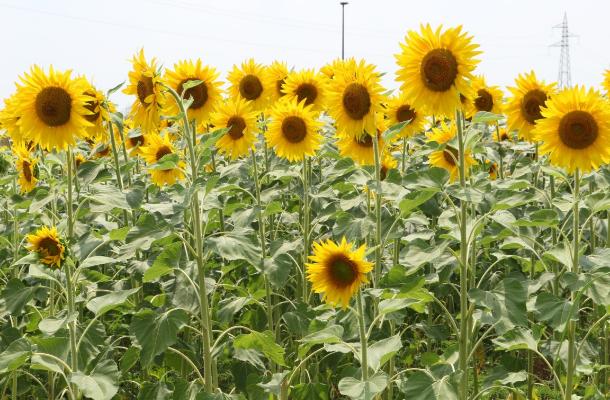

401,137,407,173
302,156,310,304
527,256,535,399
565,169,580,400
356,290,370,399
495,124,504,179
116,121,132,187
372,133,383,287
589,181,596,253
107,120,129,226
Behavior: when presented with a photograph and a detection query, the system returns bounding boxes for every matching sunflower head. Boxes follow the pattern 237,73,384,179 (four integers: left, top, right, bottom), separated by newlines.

336,113,386,166
13,65,93,151
228,59,270,111
74,153,87,168
465,76,503,119
493,127,511,142
139,133,185,186
164,59,223,123
0,93,23,142
327,58,384,138
266,98,323,162
380,152,398,180
427,121,476,181
395,24,480,117
506,71,556,142
386,92,426,138
211,97,259,160
265,61,290,102
13,142,38,194
123,49,165,133
282,69,327,112
533,86,610,173
488,161,499,180
26,226,65,268
306,237,373,308
81,81,113,141
320,59,348,80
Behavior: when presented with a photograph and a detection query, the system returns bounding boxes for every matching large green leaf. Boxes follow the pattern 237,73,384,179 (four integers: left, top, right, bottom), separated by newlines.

533,292,576,332
143,241,184,282
365,335,402,372
206,229,261,268
129,308,188,367
0,279,40,315
298,325,344,358
0,338,31,373
338,372,388,400
86,288,140,316
233,330,286,368
397,366,458,400
70,359,119,400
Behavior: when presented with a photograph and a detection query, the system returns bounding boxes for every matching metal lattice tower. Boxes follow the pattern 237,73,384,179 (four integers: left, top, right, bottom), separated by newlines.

551,13,575,89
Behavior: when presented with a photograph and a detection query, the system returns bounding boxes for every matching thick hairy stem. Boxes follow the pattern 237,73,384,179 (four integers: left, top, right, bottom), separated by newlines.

356,291,370,399
372,133,383,287
302,156,310,304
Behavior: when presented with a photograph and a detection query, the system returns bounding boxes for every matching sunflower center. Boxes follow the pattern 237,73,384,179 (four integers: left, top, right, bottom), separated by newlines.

328,254,358,287
356,134,374,148
83,91,100,123
23,160,33,182
239,74,263,100
39,237,60,256
420,48,458,92
155,145,173,161
396,105,416,122
296,83,318,106
227,116,246,140
474,89,493,112
558,110,598,150
521,89,547,124
35,87,72,127
500,132,509,141
459,93,467,104
281,116,307,143
380,165,388,181
443,147,459,166
136,76,154,105
342,83,371,120
129,135,145,147
276,79,286,96
178,78,208,110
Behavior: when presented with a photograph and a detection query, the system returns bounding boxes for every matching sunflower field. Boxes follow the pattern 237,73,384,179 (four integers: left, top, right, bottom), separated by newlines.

1,23,610,400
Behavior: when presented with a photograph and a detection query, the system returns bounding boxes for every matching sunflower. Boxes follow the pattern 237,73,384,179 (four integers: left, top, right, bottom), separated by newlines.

211,97,259,160
603,69,610,97
380,152,398,180
266,98,323,162
282,69,327,112
13,65,92,151
533,86,610,173
464,75,503,118
26,226,65,268
493,127,512,142
488,161,498,180
0,93,23,142
327,58,384,138
164,59,222,123
336,113,386,166
395,24,480,117
426,121,476,181
124,128,148,156
82,82,113,141
386,92,426,138
505,71,556,142
228,59,270,111
306,237,373,308
320,59,347,80
265,61,290,102
139,133,185,186
14,143,38,193
74,153,86,168
92,143,111,159
123,49,165,133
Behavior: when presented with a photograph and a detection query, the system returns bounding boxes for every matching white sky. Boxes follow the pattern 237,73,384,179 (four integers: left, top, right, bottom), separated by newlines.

1,0,609,108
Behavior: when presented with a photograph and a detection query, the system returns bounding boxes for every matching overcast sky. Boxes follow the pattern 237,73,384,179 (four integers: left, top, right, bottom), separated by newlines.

1,0,608,108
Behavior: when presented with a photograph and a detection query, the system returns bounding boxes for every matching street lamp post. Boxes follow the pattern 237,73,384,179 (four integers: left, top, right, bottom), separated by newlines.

341,2,348,59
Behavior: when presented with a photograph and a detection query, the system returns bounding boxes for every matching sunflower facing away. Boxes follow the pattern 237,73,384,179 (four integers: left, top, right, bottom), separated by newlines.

336,113,386,166
464,75,503,118
505,71,556,142
395,24,480,117
265,61,290,102
306,237,373,308
140,133,185,186
14,143,38,193
124,127,148,156
327,58,384,138
228,59,270,111
123,49,165,133
211,97,259,160
282,69,327,112
533,86,610,173
386,92,426,138
164,59,223,123
427,121,476,182
14,65,93,151
26,226,65,268
266,98,323,162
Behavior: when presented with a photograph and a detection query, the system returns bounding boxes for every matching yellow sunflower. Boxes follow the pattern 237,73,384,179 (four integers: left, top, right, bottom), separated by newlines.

327,58,385,138
282,69,327,112
14,143,38,194
139,133,185,186
26,226,65,268
395,24,480,117
306,237,373,308
603,69,610,97
465,75,504,118
336,113,386,166
426,121,476,181
266,98,323,162
493,127,512,142
0,92,23,142
74,153,87,168
505,71,556,142
211,98,259,160
82,81,114,141
124,128,148,156
380,152,398,180
533,86,610,173
320,59,347,80
488,161,499,180
164,59,223,123
13,65,92,151
228,59,270,111
386,92,426,138
265,61,290,102
123,49,165,133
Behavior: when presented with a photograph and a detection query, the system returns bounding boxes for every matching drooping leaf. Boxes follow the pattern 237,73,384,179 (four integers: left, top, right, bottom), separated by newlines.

70,359,119,400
